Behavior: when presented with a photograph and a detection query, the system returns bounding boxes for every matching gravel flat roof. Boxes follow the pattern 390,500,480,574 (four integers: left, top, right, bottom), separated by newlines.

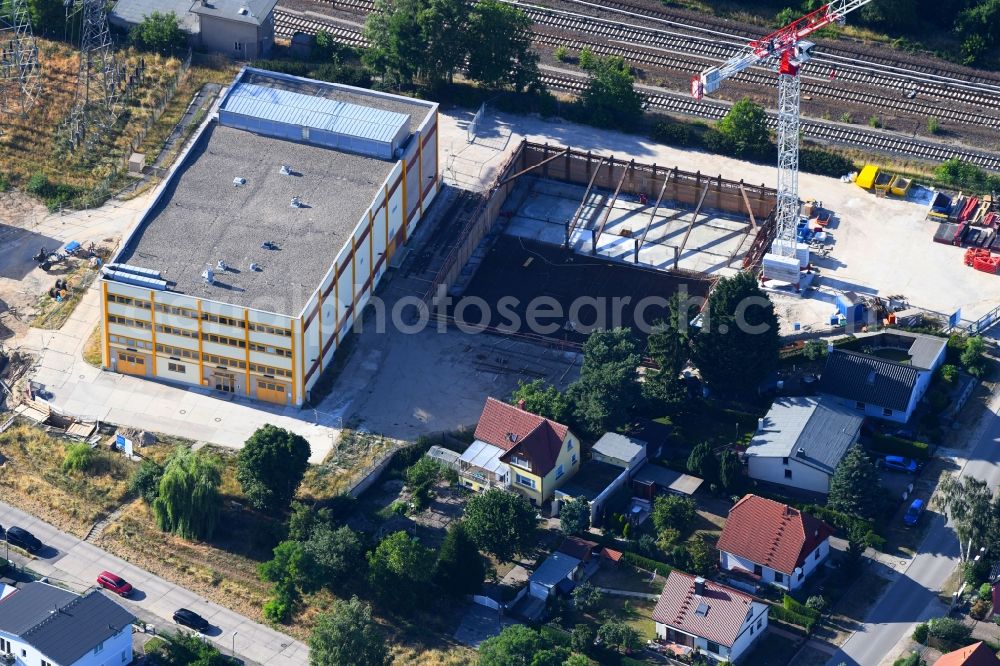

116,122,394,315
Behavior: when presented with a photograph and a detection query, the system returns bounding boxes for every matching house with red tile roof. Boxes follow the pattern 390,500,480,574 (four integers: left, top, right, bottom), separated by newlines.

462,397,581,505
933,642,1000,666
653,571,769,663
717,494,834,591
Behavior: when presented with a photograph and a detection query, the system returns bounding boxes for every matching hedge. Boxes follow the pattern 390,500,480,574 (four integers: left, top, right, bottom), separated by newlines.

623,551,673,577
799,503,875,537
868,433,930,461
783,595,821,621
769,603,817,632
540,625,572,648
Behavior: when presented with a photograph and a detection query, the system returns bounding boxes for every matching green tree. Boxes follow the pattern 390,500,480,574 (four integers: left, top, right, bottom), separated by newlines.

130,11,187,55
804,339,827,361
687,534,714,575
927,616,972,644
578,55,643,129
479,625,545,666
568,328,641,438
466,0,539,91
287,501,332,541
151,447,222,541
559,496,591,535
309,596,391,666
571,623,594,653
715,98,773,161
571,581,602,611
597,620,642,653
960,335,988,377
237,425,311,516
259,539,318,589
652,494,697,535
511,380,571,422
434,522,486,596
363,0,425,86
129,459,163,503
687,442,719,484
643,296,694,409
367,531,435,607
303,524,365,592
935,474,993,560
26,0,66,39
405,456,443,508
827,444,882,520
62,443,94,473
530,649,570,666
417,0,468,82
464,488,537,562
692,271,780,397
718,449,741,491
563,655,590,666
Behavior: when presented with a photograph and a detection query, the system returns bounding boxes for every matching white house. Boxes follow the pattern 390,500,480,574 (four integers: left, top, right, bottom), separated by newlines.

744,396,864,495
653,572,769,663
0,581,134,666
819,331,947,424
717,495,834,591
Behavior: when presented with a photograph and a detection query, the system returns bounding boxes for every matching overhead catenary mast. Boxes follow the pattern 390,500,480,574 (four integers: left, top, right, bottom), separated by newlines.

0,0,40,119
691,1,875,285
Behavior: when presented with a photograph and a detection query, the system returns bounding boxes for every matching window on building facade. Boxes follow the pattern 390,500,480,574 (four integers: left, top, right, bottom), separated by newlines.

782,456,789,465
784,469,792,479
167,362,186,373
515,473,535,489
509,456,530,470
555,464,564,479
774,572,784,583
883,408,893,416
855,401,865,410
707,642,720,654
753,564,762,576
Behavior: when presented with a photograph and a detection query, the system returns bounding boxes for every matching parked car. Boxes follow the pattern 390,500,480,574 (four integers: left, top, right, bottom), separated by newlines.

883,456,918,474
5,526,42,553
903,499,925,526
97,571,133,597
173,608,209,632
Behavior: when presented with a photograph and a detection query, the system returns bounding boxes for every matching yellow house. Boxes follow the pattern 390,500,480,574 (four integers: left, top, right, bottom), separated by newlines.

466,397,581,505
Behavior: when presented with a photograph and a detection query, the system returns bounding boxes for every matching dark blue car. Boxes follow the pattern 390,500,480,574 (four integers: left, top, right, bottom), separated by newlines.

884,456,918,474
903,499,925,526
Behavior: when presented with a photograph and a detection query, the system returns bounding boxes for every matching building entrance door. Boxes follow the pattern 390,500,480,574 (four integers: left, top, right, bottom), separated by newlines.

214,373,235,393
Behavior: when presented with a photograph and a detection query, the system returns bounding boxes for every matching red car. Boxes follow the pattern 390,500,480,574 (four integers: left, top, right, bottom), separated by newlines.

97,571,133,597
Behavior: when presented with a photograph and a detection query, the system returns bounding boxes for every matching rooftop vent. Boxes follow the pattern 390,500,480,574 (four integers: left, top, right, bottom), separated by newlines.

757,417,765,432
249,262,261,272
279,164,292,176
694,577,706,596
506,433,518,443
202,268,215,285
797,447,806,457
238,6,249,15
261,241,278,250
290,196,302,208
217,259,229,272
233,177,246,187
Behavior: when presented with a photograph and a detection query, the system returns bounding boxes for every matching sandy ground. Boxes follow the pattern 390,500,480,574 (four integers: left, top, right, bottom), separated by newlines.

439,106,1000,333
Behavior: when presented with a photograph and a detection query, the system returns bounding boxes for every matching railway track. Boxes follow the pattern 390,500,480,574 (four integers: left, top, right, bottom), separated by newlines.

541,73,1000,172
273,9,1000,171
532,32,1000,129
311,0,1000,114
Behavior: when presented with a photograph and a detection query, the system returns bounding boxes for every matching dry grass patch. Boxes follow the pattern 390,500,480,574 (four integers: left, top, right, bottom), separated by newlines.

299,430,400,501
0,422,133,536
82,323,103,367
390,646,476,665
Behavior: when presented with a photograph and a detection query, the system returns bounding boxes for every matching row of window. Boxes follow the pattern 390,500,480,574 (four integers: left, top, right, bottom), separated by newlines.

109,294,151,309
250,322,292,337
155,303,197,318
108,314,151,330
156,343,198,360
110,334,151,350
205,353,247,370
250,362,292,378
249,342,292,357
205,332,246,349
156,323,197,338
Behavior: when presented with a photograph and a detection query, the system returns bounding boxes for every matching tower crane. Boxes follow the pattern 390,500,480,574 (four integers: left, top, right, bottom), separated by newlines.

691,1,874,284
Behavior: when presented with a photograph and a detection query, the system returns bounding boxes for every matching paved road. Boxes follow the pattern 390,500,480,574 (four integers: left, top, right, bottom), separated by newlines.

0,502,308,665
828,386,1000,666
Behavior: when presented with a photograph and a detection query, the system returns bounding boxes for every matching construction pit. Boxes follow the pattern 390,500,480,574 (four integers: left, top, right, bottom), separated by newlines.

444,141,777,344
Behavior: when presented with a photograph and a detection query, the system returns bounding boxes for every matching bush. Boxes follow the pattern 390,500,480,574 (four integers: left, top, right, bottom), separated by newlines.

799,503,876,538
893,653,923,666
128,460,164,503
799,148,855,177
554,45,569,61
783,595,821,621
62,443,95,473
768,603,817,632
867,434,930,461
650,119,696,147
940,364,959,384
980,582,993,600
927,616,972,644
622,551,672,577
540,624,572,647
970,599,992,620
965,557,990,586
805,595,828,613
912,622,928,644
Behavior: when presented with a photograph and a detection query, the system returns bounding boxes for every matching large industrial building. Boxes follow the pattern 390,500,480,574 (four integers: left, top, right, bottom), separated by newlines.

100,67,439,406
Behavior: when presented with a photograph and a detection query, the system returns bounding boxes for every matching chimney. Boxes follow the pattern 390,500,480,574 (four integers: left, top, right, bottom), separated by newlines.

694,577,705,596
757,417,764,432
516,399,526,410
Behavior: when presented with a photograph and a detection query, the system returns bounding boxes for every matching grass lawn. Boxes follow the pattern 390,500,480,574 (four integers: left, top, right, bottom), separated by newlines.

0,422,134,537
82,324,103,367
590,564,666,595
740,630,805,666
584,595,658,642
654,399,764,451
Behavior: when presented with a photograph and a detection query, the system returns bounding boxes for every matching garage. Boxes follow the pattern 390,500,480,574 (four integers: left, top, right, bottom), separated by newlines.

117,351,146,376
256,379,288,405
